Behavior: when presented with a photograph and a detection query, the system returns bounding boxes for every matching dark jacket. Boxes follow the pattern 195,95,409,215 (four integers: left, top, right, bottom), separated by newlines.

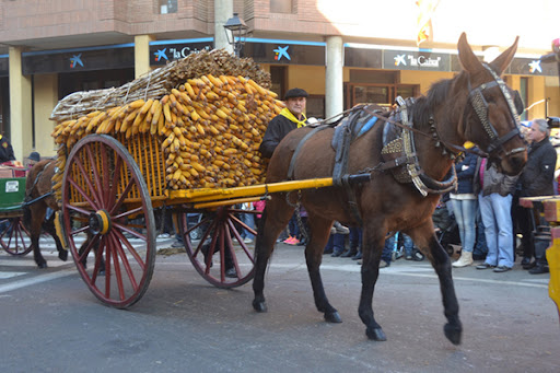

474,157,518,197
259,115,299,158
0,136,15,164
518,137,557,197
452,152,478,195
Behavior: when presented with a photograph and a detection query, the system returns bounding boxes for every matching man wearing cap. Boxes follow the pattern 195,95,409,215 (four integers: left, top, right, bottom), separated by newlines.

514,118,557,274
0,133,15,164
259,87,308,158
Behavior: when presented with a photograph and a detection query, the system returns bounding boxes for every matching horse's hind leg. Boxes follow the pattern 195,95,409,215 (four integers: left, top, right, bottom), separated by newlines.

252,196,294,313
29,206,48,268
409,223,462,345
305,215,341,323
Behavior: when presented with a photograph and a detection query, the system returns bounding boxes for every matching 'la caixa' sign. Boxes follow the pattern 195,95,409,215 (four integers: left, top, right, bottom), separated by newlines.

384,50,450,71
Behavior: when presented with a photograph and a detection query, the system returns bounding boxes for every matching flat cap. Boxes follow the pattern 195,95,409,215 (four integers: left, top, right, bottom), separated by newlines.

29,152,41,162
284,88,308,100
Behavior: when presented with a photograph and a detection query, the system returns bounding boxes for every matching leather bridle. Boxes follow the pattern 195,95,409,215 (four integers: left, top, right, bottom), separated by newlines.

466,63,527,158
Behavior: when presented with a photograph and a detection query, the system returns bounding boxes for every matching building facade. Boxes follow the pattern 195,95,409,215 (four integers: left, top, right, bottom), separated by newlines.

0,0,558,159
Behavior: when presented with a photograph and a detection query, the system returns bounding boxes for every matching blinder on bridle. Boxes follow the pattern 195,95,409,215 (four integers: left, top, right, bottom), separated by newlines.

467,63,527,159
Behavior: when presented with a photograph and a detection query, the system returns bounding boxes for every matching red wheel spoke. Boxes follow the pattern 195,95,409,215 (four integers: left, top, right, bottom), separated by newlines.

70,156,103,208
229,213,258,237
109,177,136,216
108,236,126,301
106,156,123,213
112,222,146,241
227,218,255,263
219,224,226,282
67,176,100,211
192,218,216,257
69,225,91,237
104,238,112,299
78,233,101,264
110,232,139,289
85,143,105,205
64,203,95,217
113,228,146,270
224,222,242,277
113,206,144,221
90,235,105,284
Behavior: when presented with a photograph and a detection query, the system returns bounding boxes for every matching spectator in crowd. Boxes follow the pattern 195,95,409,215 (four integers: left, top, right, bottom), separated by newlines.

513,118,557,274
26,151,41,169
253,200,266,231
239,202,256,244
342,226,361,258
450,150,478,268
475,157,518,272
324,232,345,256
259,87,308,246
0,133,15,164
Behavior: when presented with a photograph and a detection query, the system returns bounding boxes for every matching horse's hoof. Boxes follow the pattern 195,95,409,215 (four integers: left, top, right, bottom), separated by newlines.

37,262,48,269
324,311,342,324
444,323,462,345
366,327,387,341
252,300,268,313
59,251,68,261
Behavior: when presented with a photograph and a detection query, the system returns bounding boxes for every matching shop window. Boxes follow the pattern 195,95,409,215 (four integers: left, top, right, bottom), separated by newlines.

159,0,177,14
270,66,286,99
306,95,325,119
270,0,293,13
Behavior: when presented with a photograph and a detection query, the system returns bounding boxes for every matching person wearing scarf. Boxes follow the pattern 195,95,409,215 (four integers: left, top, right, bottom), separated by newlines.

258,88,308,158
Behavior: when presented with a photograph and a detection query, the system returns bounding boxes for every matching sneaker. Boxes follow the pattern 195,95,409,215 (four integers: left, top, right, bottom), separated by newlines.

493,265,512,273
283,236,295,244
379,260,390,268
290,237,300,245
411,250,425,261
405,255,413,260
158,233,171,238
171,241,184,248
333,221,350,234
225,267,238,278
243,237,253,244
476,263,495,270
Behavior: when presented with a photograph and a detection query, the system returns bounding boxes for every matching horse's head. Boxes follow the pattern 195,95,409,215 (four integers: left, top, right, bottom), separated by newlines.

457,33,527,176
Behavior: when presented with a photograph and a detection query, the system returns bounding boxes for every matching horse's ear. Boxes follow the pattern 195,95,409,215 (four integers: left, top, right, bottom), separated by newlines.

489,36,519,75
457,32,483,73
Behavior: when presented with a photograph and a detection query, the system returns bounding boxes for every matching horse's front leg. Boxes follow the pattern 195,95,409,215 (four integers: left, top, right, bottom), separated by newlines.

410,223,462,345
305,216,341,323
252,202,293,313
43,214,67,262
358,228,387,341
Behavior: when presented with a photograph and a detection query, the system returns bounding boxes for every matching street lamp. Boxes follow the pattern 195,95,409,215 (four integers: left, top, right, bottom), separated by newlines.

223,12,248,57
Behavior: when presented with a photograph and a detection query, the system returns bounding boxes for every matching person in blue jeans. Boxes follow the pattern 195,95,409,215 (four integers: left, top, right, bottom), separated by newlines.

450,151,478,268
475,157,518,272
324,233,345,256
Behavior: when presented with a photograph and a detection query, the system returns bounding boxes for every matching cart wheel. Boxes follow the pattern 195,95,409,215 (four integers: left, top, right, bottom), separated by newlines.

61,135,156,308
0,217,32,256
178,206,257,289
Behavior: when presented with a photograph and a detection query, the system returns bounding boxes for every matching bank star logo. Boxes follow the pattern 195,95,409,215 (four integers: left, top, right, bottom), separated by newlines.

70,54,83,68
529,60,542,73
273,46,291,61
154,49,168,62
394,54,407,66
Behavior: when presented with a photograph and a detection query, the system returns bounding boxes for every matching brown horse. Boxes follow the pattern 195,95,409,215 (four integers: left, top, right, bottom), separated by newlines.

22,159,67,268
251,33,527,345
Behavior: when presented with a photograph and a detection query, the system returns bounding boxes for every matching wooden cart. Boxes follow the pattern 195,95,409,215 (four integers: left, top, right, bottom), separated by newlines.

0,177,33,256
60,132,338,308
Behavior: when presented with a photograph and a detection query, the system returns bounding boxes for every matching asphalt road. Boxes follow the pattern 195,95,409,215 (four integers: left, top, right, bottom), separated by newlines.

0,240,559,373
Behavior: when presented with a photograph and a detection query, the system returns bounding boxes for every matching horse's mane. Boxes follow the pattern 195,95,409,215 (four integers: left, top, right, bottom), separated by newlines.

412,72,467,129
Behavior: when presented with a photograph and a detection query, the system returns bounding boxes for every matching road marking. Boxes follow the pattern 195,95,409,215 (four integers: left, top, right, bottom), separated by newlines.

268,263,550,289
0,271,26,279
0,268,77,294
